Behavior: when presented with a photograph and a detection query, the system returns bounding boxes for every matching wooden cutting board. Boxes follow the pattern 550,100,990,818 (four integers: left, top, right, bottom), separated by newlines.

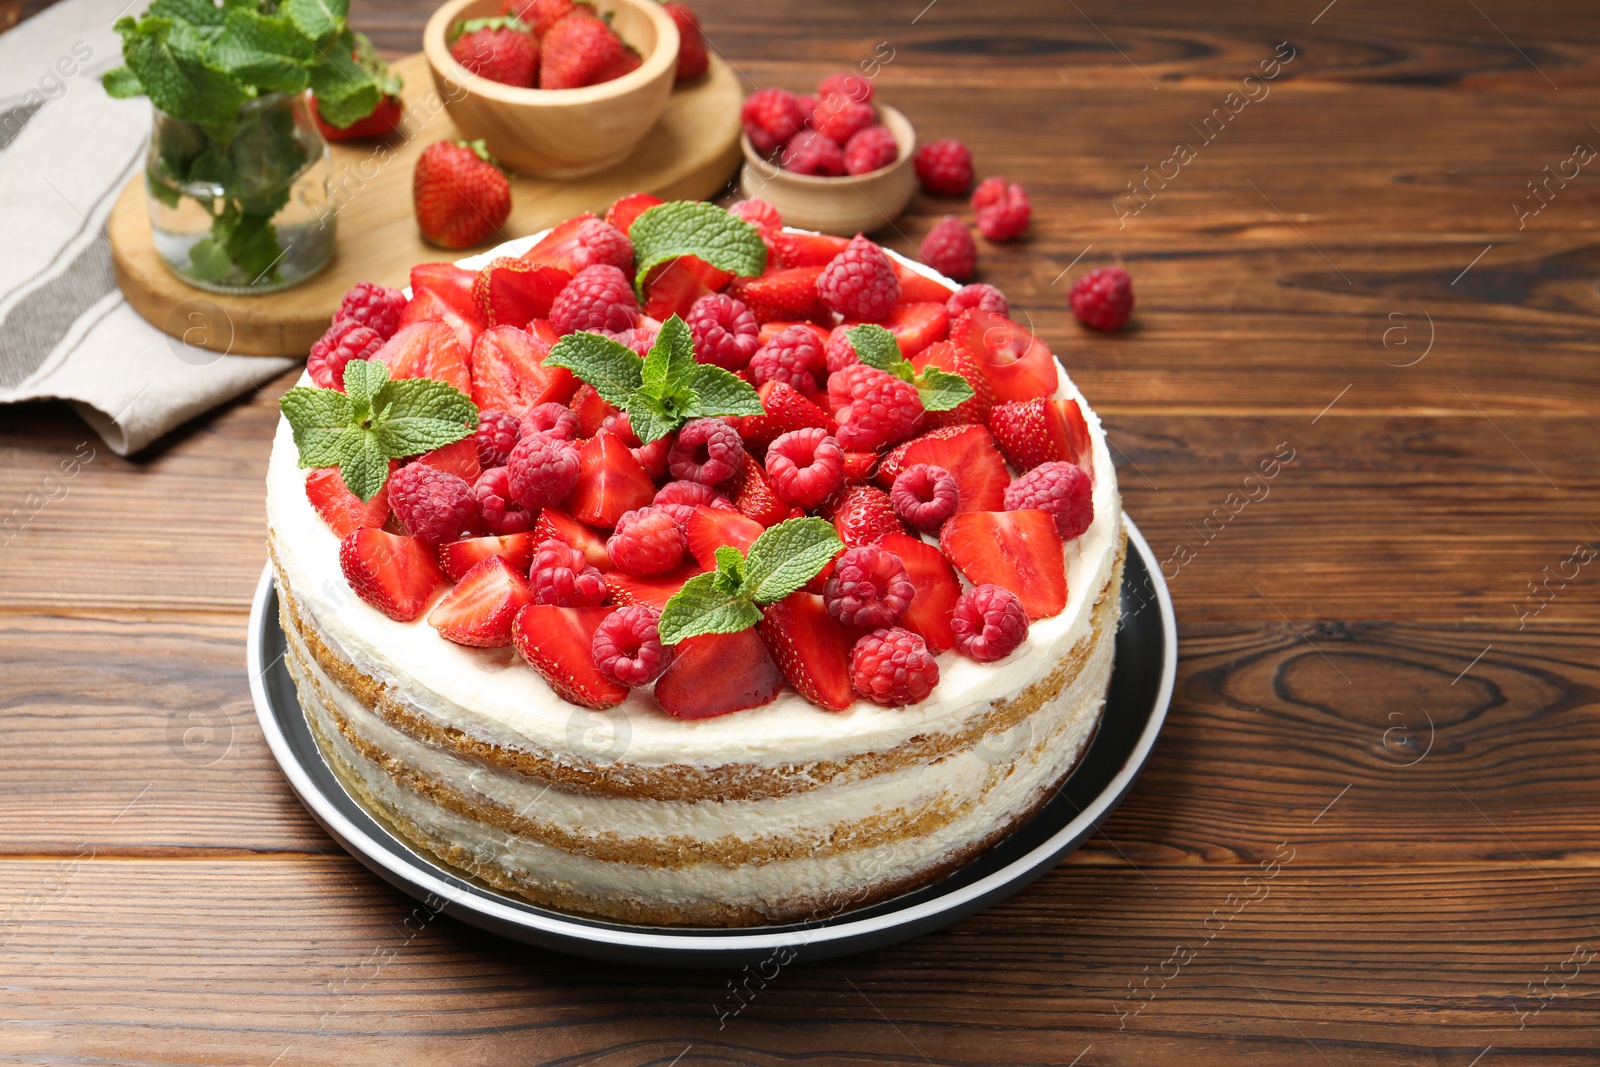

106,52,744,359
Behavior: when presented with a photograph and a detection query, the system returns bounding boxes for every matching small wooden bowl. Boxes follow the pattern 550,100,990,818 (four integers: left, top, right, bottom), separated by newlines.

738,105,917,236
423,0,680,179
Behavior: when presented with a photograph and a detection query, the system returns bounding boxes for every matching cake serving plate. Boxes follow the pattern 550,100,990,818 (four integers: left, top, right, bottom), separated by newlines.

250,516,1175,967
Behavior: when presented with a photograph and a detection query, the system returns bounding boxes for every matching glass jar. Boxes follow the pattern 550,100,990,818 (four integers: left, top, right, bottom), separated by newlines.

145,90,336,294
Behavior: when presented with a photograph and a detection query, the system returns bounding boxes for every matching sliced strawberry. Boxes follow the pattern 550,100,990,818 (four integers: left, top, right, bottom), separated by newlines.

339,528,447,622
519,213,597,273
605,192,665,234
512,604,626,709
893,260,958,304
757,320,829,346
876,424,1008,514
567,432,655,529
684,505,764,570
726,451,790,527
989,398,1094,476
732,380,830,450
468,324,577,415
771,231,849,268
532,507,612,572
414,439,481,482
939,509,1067,619
758,591,855,710
438,532,536,583
913,339,994,429
397,287,482,353
428,556,532,647
305,467,390,538
841,450,877,485
410,263,487,327
883,302,949,356
878,532,961,652
950,309,1059,404
376,320,474,396
655,628,783,718
726,266,825,323
830,484,905,547
641,255,735,321
473,258,572,329
569,382,624,438
602,563,696,609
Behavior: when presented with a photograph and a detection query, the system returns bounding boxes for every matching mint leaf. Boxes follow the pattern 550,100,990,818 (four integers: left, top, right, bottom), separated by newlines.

149,0,230,27
116,15,250,128
282,0,346,43
211,9,314,93
916,366,975,412
625,392,678,446
342,357,388,413
337,429,389,502
845,323,973,412
629,201,768,297
640,315,698,400
372,377,478,456
712,545,745,596
279,386,353,469
658,572,764,646
308,41,381,129
846,324,903,373
546,332,643,409
102,66,145,98
741,518,843,605
686,364,764,418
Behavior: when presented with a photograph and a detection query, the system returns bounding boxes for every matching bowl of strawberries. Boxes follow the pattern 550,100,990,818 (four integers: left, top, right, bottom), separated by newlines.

424,0,681,178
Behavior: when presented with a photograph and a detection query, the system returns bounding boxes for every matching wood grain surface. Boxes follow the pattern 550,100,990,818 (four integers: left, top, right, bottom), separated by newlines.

4,0,1600,1063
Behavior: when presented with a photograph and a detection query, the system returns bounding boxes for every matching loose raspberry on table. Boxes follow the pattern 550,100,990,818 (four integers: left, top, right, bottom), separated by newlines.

824,325,860,374
779,129,846,177
764,427,844,509
592,604,670,686
335,281,407,339
550,263,639,335
506,432,581,510
818,71,873,105
809,97,875,145
1068,265,1134,332
817,235,900,322
843,124,899,175
728,198,782,234
387,463,476,544
828,363,922,452
920,216,976,282
530,537,607,607
950,583,1029,662
568,217,634,273
891,463,959,532
946,282,1009,320
472,408,522,468
608,506,687,577
308,319,384,389
1004,460,1094,540
474,466,539,534
741,87,806,155
668,417,743,485
521,402,579,441
971,177,1031,241
912,139,974,197
749,325,825,394
825,544,913,631
685,293,760,371
851,626,938,706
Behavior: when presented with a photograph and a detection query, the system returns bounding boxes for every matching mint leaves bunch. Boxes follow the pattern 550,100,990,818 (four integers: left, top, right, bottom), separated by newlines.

847,324,975,412
545,316,764,443
658,519,844,645
279,360,479,502
626,201,769,296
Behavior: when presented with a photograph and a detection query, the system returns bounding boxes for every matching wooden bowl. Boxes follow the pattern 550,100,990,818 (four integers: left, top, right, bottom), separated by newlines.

737,105,917,236
423,0,680,179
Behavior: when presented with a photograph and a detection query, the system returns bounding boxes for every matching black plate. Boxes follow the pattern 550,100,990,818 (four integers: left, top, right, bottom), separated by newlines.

249,518,1175,968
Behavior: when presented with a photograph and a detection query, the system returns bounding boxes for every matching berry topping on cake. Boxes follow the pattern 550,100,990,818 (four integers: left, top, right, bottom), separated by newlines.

567,217,635,273
474,466,540,534
779,129,845,177
824,544,913,630
530,537,608,606
919,216,976,282
734,381,830,449
949,309,1057,404
428,555,533,647
602,565,696,611
533,507,612,571
749,326,825,395
727,198,782,234
828,363,923,452
468,323,574,416
520,401,579,441
513,605,627,709
876,531,960,652
912,139,974,196
850,626,938,707
339,529,447,622
1005,460,1094,541
890,463,958,532
740,87,806,155
305,467,390,537
1069,265,1134,332
505,432,581,510
764,427,845,509
471,408,522,468
685,293,760,371
831,484,905,548
950,583,1029,663
876,424,1007,514
592,604,671,685
604,192,664,234
759,592,856,710
438,532,538,583
946,282,1009,320
550,264,639,335
669,417,743,485
336,281,407,340
388,462,478,544
882,301,950,357
989,397,1092,473
655,629,784,718
608,506,687,577
727,450,790,526
770,231,849,268
971,177,1032,242
910,342,991,429
816,236,900,322
654,478,729,514
684,505,764,569
843,125,898,175
308,320,386,390
726,267,826,323
939,509,1066,619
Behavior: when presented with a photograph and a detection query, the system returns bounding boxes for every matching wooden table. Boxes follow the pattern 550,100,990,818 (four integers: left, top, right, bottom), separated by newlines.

4,1,1598,1062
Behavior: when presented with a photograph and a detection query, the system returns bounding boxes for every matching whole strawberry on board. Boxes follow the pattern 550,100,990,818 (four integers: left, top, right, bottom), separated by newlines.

450,17,540,87
414,140,511,250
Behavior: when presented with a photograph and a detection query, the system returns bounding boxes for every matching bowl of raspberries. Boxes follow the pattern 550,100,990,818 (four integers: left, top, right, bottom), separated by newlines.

738,71,917,236
424,0,703,178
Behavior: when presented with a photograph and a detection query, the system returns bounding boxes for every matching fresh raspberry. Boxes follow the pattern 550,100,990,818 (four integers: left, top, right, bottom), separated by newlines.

749,325,825,394
809,97,875,145
592,604,670,686
668,417,743,485
1004,460,1094,540
950,584,1029,662
818,71,873,105
633,435,671,480
817,235,900,322
825,544,913,630
728,198,782,234
741,87,806,155
971,177,1031,241
472,408,522,468
828,363,922,451
779,130,845,177
843,125,898,175
569,217,635,272
530,537,607,606
764,428,844,509
946,283,1009,320
685,293,760,371
824,325,860,374
307,319,384,389
387,463,476,544
912,139,974,197
335,281,407,339
890,463,958,532
850,625,938,706
474,466,539,533
1069,266,1134,332
654,478,729,510
520,401,579,441
550,264,639,335
919,216,976,282
598,320,659,358
607,506,687,577
506,432,581,510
